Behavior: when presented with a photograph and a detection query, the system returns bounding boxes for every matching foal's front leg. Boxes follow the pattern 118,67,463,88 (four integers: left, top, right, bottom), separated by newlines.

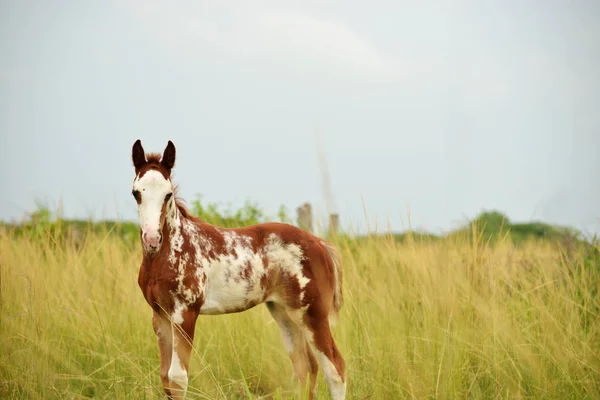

153,310,174,396
153,308,198,399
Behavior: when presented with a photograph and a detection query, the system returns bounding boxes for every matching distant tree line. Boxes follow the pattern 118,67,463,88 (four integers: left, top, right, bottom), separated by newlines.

1,198,597,252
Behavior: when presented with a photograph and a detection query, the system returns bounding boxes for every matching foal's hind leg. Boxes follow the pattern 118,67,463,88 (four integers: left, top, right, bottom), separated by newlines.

302,309,346,400
266,302,319,399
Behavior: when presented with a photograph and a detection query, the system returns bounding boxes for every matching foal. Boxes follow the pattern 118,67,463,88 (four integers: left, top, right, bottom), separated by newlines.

131,140,346,399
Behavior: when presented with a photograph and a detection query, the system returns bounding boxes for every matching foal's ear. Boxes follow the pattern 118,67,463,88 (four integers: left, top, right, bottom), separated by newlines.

132,139,146,170
161,140,176,171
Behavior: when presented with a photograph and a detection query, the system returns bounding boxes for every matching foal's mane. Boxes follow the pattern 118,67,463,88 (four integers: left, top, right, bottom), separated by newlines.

173,185,206,225
145,152,163,164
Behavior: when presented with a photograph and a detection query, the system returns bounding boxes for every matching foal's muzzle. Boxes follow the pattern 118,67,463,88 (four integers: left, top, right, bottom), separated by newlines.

143,231,163,251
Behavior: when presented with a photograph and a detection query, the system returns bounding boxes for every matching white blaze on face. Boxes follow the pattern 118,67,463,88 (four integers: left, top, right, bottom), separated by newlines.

133,169,173,250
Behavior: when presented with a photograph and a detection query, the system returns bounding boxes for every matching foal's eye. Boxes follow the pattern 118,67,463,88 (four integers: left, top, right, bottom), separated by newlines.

132,190,141,202
165,193,173,202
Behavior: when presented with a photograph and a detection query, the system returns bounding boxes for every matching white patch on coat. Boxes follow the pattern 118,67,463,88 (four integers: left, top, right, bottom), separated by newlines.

168,325,189,395
264,233,310,299
172,299,185,325
315,350,346,400
200,233,265,314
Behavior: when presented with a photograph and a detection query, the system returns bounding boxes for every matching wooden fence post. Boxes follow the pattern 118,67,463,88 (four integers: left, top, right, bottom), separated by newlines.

328,213,339,237
296,202,313,233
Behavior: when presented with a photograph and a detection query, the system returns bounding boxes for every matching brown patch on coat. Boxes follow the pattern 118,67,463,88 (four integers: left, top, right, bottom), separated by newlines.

241,260,253,280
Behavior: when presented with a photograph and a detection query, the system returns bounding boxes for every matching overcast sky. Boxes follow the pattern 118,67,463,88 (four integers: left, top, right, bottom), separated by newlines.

1,0,599,236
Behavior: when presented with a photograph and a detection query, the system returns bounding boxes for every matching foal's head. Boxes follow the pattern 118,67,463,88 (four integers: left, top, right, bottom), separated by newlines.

131,139,176,254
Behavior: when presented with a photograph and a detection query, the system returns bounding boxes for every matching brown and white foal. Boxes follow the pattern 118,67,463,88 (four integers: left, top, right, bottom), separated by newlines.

131,140,346,399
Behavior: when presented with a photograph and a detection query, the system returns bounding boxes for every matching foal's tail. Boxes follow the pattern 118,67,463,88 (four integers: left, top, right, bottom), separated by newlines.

321,240,343,320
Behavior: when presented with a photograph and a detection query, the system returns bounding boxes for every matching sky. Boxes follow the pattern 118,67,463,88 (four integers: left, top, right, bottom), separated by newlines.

1,0,599,237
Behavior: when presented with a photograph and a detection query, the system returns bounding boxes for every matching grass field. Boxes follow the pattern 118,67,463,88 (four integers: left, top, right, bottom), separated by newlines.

1,223,599,399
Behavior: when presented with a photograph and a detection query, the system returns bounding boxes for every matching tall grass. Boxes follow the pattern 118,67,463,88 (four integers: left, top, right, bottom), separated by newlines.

0,223,599,399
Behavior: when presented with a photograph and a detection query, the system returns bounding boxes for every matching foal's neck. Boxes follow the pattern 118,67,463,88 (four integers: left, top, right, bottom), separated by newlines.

163,199,204,249
165,199,182,232
159,200,185,264
160,199,215,263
